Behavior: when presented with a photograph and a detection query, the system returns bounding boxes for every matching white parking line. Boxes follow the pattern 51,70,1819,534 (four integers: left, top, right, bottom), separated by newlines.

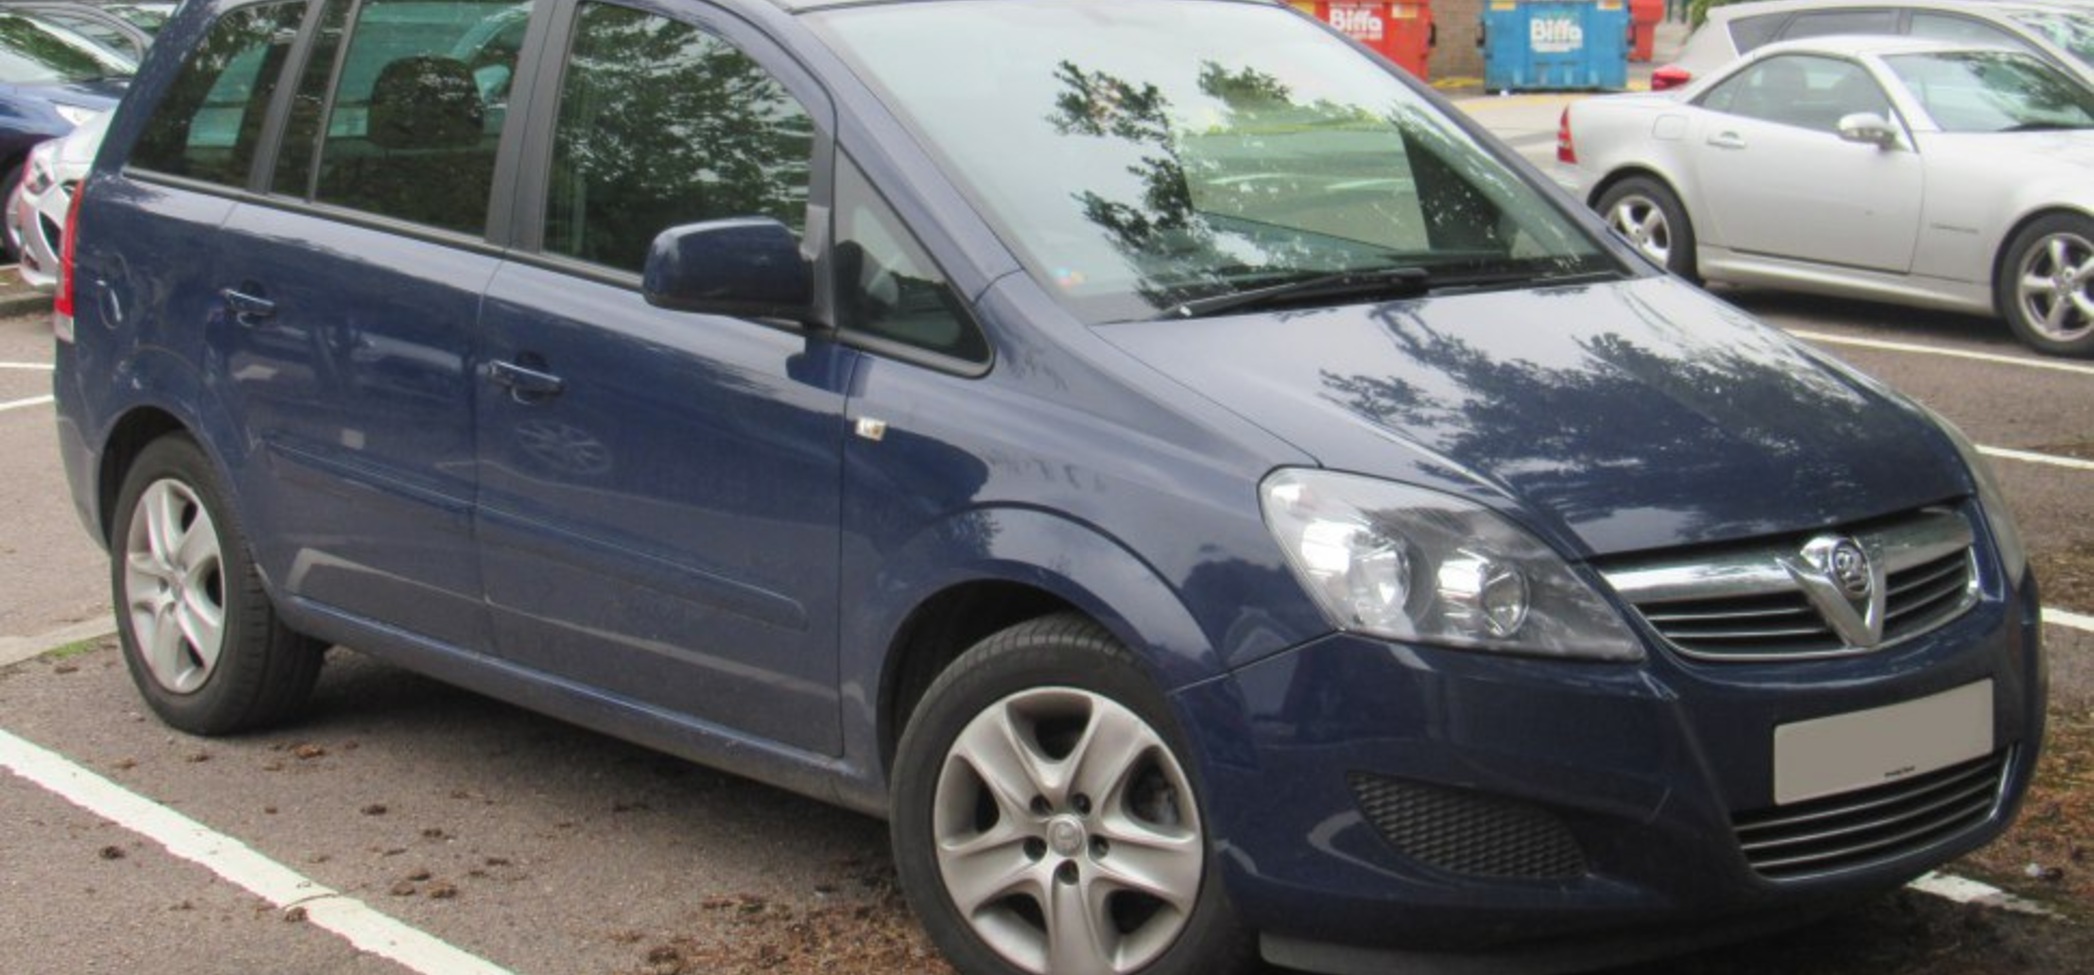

2046,607,2094,635
1979,446,2094,473
1908,871,2058,917
0,394,54,412
0,728,515,975
0,361,54,370
1787,330,2094,378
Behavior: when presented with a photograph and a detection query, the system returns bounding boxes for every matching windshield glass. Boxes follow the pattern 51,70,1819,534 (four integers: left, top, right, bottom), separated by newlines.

810,0,1615,323
0,13,135,84
2009,10,2094,66
1886,50,2094,132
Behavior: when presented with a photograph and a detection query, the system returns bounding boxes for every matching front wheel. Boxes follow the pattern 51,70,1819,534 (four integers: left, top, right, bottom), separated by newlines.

890,615,1255,975
111,435,324,735
1998,213,2094,358
1597,176,1697,282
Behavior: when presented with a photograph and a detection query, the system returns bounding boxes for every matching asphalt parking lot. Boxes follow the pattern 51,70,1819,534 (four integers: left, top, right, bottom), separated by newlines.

4,47,2094,972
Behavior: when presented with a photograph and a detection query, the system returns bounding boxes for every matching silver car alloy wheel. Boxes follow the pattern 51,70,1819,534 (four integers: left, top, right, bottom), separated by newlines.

1605,194,1672,267
932,687,1203,975
122,478,227,695
2016,230,2094,344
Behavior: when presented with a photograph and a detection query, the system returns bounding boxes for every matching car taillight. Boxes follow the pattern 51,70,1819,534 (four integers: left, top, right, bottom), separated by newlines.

1556,108,1576,165
54,180,82,343
1651,65,1691,91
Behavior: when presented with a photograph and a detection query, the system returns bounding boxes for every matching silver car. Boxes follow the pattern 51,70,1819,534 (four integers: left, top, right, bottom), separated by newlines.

6,111,107,291
1659,0,2094,91
1565,35,2094,356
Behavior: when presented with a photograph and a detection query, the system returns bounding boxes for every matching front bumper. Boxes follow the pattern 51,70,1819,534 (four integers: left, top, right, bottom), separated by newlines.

1173,573,2045,970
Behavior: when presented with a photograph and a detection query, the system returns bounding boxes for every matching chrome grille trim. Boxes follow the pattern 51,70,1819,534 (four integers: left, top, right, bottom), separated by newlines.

1600,507,1978,661
1732,751,2008,880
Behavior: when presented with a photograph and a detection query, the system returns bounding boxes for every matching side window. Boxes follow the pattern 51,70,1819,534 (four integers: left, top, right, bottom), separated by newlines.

1782,10,1899,41
305,0,528,234
836,156,985,363
1727,14,1783,54
543,2,812,273
28,11,146,60
1699,55,1889,133
1911,13,2028,50
129,1,305,187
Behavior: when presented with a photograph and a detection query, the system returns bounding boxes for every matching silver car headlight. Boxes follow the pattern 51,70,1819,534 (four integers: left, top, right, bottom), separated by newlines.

1927,411,2029,587
1260,469,1642,660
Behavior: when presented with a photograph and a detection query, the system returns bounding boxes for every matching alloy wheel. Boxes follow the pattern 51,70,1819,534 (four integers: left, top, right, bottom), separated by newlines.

1605,194,1672,266
122,478,226,695
932,687,1203,975
2015,230,2094,344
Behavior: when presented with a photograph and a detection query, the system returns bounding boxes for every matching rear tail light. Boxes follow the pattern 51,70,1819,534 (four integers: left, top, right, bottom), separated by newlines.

1651,65,1692,92
54,180,82,343
1556,108,1576,165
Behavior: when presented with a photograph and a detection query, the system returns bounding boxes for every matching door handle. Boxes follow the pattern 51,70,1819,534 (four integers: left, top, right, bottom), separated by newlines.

487,359,565,402
220,287,276,327
1707,131,1747,150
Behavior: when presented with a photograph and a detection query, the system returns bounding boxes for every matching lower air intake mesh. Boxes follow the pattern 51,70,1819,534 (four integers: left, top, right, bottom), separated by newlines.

1348,773,1588,880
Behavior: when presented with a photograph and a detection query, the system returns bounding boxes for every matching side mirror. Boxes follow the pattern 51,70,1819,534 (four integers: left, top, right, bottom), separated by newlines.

642,217,815,322
1836,112,1899,149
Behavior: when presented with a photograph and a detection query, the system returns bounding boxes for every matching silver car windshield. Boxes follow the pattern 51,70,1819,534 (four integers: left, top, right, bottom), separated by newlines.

1885,50,2094,133
810,0,1614,323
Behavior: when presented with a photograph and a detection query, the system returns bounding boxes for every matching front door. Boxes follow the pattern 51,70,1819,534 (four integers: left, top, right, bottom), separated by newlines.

474,0,849,753
1690,53,1924,273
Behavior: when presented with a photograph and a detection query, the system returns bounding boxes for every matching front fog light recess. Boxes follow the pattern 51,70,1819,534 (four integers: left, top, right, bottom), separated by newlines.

1261,469,1640,660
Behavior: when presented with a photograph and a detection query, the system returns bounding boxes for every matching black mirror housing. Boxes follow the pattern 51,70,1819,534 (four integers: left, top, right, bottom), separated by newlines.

642,218,815,321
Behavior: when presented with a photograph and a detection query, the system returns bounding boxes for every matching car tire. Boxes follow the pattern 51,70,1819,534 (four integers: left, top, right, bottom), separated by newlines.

1597,176,1697,282
110,434,325,735
1,163,22,261
890,613,1256,975
1997,212,2094,358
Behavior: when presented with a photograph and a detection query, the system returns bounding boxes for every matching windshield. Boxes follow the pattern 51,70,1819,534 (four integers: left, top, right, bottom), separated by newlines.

2009,10,2094,66
0,13,135,84
1886,50,2094,132
810,0,1615,323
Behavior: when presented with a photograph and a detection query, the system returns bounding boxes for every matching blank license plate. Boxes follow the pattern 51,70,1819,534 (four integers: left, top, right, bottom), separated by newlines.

1773,680,1993,806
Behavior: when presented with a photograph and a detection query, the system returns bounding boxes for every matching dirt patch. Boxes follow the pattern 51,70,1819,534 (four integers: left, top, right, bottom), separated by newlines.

1958,699,2094,917
616,857,952,975
2034,542,2094,616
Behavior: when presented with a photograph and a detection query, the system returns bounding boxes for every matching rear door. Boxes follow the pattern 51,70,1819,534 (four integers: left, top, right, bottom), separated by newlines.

195,0,536,648
473,0,852,753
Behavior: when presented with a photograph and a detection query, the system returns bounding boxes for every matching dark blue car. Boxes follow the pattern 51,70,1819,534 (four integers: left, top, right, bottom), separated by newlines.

0,8,130,236
52,1,2045,973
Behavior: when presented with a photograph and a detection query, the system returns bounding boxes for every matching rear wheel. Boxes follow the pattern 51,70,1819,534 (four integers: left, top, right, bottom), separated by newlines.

1597,176,1697,281
891,614,1255,975
111,435,324,735
1998,213,2094,358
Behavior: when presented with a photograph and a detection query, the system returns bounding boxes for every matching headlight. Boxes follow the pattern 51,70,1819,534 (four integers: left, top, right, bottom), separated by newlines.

53,104,100,128
1260,469,1642,660
1927,411,2029,586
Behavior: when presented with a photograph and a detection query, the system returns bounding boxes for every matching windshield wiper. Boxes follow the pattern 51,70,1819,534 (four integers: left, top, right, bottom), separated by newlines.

1166,266,1431,319
1164,266,1619,319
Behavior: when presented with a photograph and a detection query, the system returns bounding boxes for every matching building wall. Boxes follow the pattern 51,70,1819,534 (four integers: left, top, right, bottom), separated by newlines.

1431,0,1488,81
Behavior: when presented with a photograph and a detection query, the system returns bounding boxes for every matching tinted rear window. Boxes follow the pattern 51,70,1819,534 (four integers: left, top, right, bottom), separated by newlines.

1728,13,1784,53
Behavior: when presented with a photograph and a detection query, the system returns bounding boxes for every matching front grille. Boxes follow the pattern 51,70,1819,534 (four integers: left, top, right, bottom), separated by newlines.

1349,773,1587,880
1732,751,2008,881
1601,507,1978,662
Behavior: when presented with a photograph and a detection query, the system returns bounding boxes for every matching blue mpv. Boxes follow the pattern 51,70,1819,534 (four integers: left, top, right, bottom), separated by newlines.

53,1,2045,973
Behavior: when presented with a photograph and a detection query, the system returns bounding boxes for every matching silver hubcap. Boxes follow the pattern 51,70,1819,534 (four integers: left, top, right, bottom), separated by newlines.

2015,231,2094,343
122,479,225,695
1606,194,1672,266
932,688,1203,975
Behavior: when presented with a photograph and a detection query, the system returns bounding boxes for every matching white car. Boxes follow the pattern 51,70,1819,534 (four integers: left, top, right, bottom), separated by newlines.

6,110,107,290
1657,0,2094,91
1564,35,2094,356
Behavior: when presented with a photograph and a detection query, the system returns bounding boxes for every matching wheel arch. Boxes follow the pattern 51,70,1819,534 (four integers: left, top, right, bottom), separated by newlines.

1988,204,2094,317
1585,165,1680,211
94,406,192,545
854,507,1234,794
